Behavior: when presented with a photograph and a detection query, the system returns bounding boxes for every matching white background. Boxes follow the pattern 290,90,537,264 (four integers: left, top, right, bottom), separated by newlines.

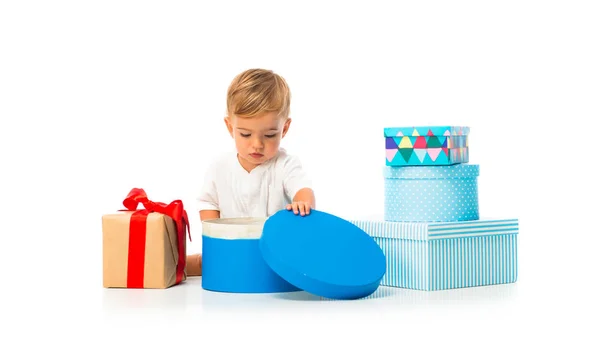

1,0,599,352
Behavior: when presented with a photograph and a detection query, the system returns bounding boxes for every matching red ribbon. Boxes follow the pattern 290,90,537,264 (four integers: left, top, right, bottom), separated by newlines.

121,188,191,288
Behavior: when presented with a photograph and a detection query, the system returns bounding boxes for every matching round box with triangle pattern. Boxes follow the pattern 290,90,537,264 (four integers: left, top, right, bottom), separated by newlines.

384,126,469,166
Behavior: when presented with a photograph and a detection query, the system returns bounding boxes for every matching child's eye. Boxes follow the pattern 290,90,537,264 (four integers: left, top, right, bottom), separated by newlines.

265,134,276,138
240,133,251,138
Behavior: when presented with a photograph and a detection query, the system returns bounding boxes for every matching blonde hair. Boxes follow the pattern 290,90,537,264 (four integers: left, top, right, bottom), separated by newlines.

226,69,291,119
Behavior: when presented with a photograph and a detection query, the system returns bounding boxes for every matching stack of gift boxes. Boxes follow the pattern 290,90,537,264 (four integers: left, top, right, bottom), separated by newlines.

349,126,518,291
99,127,518,294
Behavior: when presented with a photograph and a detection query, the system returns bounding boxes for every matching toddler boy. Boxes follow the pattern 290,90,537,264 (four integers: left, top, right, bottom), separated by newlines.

186,68,315,276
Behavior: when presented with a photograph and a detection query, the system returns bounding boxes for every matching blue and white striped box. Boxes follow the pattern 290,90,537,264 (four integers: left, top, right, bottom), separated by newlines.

350,218,518,291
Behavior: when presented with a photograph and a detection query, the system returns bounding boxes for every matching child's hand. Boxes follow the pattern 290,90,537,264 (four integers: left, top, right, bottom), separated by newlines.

286,201,312,216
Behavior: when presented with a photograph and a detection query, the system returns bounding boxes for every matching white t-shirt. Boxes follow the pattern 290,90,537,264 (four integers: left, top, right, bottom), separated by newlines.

195,148,313,218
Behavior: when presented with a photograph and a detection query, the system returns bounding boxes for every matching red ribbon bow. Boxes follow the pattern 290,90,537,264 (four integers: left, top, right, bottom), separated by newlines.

122,188,191,288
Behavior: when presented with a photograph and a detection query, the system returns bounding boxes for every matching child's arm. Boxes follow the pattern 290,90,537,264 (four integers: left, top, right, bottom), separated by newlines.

287,187,315,216
282,154,315,216
196,160,220,221
186,163,220,277
293,188,315,208
200,210,220,221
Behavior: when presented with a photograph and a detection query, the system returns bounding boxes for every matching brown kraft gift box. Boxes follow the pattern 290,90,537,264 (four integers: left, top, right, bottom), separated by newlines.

102,188,191,289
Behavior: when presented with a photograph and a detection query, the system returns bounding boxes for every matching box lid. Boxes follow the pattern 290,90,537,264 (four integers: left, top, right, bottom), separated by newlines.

384,126,469,137
350,218,519,241
259,209,386,300
383,163,479,179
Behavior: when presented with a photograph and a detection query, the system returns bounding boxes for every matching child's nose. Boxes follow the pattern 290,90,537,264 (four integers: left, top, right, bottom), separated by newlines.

252,137,264,149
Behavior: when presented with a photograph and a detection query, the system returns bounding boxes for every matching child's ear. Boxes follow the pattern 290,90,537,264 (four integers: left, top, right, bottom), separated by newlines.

282,118,291,138
224,117,234,137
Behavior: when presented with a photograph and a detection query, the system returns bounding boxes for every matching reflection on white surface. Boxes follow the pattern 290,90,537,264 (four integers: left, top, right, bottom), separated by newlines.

321,281,517,306
102,277,518,315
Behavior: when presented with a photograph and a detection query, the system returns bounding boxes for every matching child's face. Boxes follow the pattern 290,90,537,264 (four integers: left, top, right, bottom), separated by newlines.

225,111,291,171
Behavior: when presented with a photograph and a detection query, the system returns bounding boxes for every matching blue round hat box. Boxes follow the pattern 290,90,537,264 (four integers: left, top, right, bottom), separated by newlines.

201,217,300,293
259,209,387,300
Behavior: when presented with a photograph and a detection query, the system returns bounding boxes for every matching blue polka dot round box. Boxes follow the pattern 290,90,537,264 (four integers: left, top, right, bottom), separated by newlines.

384,126,469,166
384,164,480,222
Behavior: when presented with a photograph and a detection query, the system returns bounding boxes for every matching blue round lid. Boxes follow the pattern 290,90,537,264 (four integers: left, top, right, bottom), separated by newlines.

259,209,386,300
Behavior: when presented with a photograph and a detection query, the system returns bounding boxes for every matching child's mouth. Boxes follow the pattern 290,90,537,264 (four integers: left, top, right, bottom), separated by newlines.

250,153,263,158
